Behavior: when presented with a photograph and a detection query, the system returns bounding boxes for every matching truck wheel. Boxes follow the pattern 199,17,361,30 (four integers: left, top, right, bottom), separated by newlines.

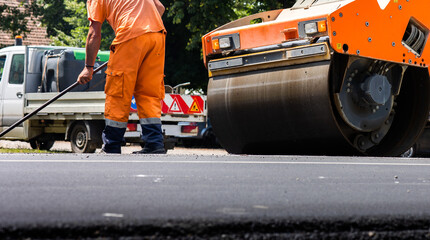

70,123,98,153
29,139,55,151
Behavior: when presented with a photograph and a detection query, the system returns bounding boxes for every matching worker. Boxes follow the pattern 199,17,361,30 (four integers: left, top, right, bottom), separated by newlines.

11,63,24,84
77,0,167,154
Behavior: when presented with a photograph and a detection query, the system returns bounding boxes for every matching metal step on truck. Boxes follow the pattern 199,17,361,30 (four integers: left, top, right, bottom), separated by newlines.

0,45,207,153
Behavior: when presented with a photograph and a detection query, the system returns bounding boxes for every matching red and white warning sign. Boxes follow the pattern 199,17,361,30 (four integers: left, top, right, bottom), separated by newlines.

168,98,182,113
131,94,206,115
162,94,206,115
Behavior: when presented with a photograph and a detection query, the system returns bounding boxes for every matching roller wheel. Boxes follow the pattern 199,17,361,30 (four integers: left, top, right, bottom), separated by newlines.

30,139,55,151
207,53,430,156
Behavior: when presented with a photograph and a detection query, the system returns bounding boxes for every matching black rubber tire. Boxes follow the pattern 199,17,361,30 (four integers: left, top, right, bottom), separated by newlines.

29,139,55,151
29,140,38,149
70,123,97,153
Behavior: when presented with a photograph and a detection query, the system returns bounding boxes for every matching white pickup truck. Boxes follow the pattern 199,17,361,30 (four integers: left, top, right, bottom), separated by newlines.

0,45,206,153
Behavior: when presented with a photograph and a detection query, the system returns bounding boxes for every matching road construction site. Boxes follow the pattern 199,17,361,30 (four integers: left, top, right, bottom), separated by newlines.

0,153,429,239
2,1,430,238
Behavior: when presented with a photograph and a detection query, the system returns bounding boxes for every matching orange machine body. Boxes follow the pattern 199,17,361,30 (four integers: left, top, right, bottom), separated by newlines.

202,0,430,69
329,0,430,68
201,3,339,66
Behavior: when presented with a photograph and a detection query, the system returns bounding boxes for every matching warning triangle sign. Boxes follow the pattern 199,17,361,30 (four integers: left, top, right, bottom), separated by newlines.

169,98,182,113
188,100,201,113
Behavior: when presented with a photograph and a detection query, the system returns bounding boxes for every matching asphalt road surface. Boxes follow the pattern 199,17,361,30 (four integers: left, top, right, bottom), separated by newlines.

0,153,430,239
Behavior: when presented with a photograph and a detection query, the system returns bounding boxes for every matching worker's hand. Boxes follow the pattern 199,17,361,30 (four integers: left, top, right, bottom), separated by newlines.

77,67,93,85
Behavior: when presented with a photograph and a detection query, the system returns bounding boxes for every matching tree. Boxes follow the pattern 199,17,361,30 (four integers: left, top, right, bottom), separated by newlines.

50,0,88,47
0,2,36,39
28,0,114,50
30,0,69,36
163,0,296,91
162,0,238,90
166,0,295,52
49,0,114,50
24,0,297,91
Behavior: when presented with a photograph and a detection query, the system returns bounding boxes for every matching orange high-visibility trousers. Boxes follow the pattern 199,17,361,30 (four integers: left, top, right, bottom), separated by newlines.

104,32,166,125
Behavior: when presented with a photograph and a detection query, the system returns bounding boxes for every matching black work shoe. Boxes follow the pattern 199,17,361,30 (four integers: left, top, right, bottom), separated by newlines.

100,147,121,154
132,147,167,154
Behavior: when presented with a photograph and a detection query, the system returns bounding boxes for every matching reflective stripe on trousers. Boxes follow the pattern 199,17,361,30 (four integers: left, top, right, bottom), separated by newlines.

140,118,163,150
102,120,127,154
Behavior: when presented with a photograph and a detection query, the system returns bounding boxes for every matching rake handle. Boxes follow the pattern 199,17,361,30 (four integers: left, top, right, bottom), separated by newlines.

0,61,108,138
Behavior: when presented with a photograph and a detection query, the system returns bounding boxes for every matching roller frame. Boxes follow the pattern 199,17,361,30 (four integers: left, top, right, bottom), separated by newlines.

202,0,430,156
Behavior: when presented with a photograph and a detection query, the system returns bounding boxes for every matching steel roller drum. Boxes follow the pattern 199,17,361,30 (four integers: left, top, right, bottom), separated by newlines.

208,59,430,156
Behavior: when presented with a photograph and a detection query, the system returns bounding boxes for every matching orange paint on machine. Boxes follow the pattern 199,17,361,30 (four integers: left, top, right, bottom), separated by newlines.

201,0,430,156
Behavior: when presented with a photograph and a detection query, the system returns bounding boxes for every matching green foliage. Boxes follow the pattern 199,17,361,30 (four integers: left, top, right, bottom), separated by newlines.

50,0,89,47
166,0,295,52
167,0,237,51
41,0,114,50
0,2,34,38
163,0,296,91
1,0,298,91
0,147,69,153
31,0,74,37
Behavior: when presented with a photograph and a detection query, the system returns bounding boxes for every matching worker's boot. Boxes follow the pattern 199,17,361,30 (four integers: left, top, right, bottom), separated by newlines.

101,126,126,154
133,123,166,154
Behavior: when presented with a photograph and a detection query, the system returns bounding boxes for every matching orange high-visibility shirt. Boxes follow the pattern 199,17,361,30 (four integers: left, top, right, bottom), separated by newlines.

87,0,165,45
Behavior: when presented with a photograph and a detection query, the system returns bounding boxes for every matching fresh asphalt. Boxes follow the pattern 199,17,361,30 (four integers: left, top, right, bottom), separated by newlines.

0,153,430,239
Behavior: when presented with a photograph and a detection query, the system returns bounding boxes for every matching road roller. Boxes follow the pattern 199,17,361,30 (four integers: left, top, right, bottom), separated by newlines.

202,0,430,156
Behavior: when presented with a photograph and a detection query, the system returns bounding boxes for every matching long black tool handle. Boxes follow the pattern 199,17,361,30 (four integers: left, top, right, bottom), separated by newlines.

0,61,108,138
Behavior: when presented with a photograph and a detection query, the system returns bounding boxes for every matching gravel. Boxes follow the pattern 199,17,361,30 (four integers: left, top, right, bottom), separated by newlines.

0,140,227,155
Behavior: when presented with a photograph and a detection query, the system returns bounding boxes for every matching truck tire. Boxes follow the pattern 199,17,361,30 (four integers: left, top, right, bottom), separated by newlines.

29,139,55,151
70,122,98,153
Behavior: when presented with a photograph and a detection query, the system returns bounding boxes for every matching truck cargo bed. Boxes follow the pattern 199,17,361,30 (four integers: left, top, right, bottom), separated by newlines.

25,92,107,121
25,92,206,123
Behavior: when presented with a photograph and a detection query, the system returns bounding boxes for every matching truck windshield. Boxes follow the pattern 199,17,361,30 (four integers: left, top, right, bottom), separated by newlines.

0,55,5,82
292,0,345,8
